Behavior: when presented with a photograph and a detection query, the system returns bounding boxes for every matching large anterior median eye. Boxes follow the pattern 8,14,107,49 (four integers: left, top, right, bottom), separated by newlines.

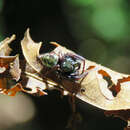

60,56,80,73
40,53,59,68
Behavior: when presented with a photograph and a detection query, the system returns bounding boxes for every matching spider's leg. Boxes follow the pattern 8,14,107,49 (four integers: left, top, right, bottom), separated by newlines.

70,71,88,80
43,64,60,77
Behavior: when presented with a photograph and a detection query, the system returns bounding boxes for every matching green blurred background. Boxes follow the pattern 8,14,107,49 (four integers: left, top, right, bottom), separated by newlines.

0,0,129,130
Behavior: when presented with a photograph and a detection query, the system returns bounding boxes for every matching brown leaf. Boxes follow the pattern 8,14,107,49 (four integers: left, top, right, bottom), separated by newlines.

0,34,16,56
3,83,23,96
9,55,21,81
49,43,130,111
20,72,56,95
21,29,130,111
21,28,43,72
0,34,17,70
20,29,60,95
104,110,130,121
21,30,80,93
0,35,22,96
0,78,7,90
0,56,17,68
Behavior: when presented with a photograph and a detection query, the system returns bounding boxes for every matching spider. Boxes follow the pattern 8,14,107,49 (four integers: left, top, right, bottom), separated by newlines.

38,51,87,80
38,51,88,127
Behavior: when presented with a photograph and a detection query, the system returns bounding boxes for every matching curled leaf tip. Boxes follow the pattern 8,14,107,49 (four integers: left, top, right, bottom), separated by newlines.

0,34,16,56
10,34,16,41
26,28,30,33
24,28,32,42
3,34,16,45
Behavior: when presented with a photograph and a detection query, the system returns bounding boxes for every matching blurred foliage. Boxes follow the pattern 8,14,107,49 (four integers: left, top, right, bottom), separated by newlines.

66,0,128,41
63,0,130,74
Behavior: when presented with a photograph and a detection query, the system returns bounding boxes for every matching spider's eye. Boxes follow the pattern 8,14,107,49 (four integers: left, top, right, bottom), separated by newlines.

40,53,58,68
61,56,80,73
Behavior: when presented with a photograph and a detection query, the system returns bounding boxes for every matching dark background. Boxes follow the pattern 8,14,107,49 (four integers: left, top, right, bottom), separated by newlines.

0,0,129,130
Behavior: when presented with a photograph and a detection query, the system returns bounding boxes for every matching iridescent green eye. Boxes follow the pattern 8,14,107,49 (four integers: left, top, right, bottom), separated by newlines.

41,53,58,68
61,56,80,73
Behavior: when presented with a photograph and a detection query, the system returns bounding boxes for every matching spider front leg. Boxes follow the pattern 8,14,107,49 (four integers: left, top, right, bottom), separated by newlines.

70,71,88,80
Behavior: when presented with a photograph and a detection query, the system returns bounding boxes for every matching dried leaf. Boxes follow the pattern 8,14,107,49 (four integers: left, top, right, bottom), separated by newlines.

3,83,23,96
20,29,130,128
9,55,21,81
20,72,56,95
0,56,17,68
21,28,43,72
76,65,130,110
0,78,7,91
0,34,16,56
104,110,130,129
104,110,130,121
0,35,22,96
21,30,80,93
21,29,130,111
0,34,17,70
45,43,130,111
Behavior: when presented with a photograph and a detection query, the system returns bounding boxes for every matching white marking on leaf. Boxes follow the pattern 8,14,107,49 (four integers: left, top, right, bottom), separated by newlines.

97,73,114,100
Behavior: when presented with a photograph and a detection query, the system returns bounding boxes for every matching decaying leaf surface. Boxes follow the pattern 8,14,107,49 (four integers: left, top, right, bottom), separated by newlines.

21,29,130,111
0,29,129,129
0,55,21,93
21,28,43,72
76,65,130,110
104,110,130,129
20,71,57,95
0,35,15,56
9,55,21,81
0,33,48,96
0,35,22,96
104,110,130,121
0,56,16,68
21,29,74,95
21,29,130,127
45,43,130,111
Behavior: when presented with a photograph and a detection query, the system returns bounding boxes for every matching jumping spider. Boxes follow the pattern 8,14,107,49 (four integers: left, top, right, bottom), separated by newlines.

39,52,87,80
